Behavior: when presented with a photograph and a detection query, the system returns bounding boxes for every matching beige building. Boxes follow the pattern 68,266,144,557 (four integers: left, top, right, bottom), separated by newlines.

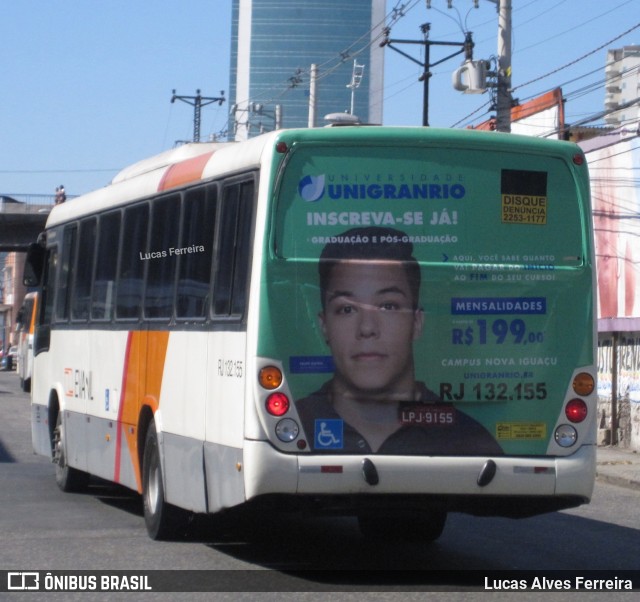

604,45,640,127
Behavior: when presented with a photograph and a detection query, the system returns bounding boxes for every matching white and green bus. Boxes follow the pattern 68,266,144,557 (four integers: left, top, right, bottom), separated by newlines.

25,126,596,541
16,291,38,392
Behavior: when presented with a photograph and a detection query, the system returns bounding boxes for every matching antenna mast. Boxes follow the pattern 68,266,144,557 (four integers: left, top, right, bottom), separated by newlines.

347,60,366,115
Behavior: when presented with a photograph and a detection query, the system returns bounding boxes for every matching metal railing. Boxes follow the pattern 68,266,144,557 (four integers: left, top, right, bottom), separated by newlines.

0,194,77,210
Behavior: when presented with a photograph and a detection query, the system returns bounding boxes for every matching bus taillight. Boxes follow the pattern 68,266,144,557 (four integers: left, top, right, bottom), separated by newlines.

266,392,290,416
565,398,588,423
259,366,283,390
572,372,595,396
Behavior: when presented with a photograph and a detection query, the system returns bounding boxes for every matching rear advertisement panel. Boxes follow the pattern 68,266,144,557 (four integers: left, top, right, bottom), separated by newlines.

260,140,593,456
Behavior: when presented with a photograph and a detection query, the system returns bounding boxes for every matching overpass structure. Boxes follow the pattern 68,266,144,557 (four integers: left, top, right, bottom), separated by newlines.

0,196,53,251
0,195,54,353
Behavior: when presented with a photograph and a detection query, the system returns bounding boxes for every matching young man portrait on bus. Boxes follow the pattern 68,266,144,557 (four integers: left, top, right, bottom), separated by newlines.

295,226,503,456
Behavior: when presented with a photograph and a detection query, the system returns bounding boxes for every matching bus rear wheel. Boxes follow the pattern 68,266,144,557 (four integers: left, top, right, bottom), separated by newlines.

53,412,89,493
357,509,447,542
142,422,186,540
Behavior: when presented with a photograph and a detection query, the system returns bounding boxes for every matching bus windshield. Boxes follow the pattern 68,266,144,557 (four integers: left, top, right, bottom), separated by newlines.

262,138,593,457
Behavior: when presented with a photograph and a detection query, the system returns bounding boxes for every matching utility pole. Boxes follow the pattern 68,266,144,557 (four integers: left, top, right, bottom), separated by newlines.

250,103,283,134
433,1,513,131
308,64,318,128
494,0,513,132
381,24,474,126
611,332,619,445
171,89,225,142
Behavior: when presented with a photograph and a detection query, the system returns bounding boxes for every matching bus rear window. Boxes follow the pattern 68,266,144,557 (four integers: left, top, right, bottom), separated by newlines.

262,138,593,458
274,145,585,267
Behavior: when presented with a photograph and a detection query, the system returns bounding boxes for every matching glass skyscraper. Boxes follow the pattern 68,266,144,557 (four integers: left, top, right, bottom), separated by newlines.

229,0,385,140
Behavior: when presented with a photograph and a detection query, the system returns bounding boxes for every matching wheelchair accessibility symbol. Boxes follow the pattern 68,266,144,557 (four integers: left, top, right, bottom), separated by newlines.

315,419,343,449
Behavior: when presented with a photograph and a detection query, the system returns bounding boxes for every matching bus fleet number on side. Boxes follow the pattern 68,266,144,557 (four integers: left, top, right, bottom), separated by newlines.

217,359,243,378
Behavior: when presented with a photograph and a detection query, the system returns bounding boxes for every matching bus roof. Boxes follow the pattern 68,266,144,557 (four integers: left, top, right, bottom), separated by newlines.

44,127,585,229
45,134,276,228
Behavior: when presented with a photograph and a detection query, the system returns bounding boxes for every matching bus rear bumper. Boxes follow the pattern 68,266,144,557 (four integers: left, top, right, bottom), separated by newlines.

243,441,595,518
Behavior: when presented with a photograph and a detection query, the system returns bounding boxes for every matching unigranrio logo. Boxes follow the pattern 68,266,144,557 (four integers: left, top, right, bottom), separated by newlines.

298,174,326,202
298,174,466,202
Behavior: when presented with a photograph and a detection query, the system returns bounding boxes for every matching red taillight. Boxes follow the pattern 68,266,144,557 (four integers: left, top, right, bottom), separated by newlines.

565,398,588,423
266,392,290,416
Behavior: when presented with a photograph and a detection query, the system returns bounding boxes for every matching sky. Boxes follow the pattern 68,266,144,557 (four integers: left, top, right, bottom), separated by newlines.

1,0,638,198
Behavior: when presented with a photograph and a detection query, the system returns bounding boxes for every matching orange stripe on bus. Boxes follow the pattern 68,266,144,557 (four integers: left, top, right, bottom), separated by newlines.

157,151,214,191
114,332,133,484
114,331,170,492
29,295,38,335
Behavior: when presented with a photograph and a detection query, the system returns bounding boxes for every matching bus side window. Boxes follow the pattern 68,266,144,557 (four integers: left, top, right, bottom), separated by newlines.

231,181,254,316
117,203,149,320
36,248,57,354
55,225,77,322
92,211,121,321
145,194,180,319
71,217,97,321
213,179,254,318
176,185,217,319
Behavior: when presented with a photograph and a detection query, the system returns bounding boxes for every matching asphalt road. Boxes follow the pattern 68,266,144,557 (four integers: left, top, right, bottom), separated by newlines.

0,370,638,600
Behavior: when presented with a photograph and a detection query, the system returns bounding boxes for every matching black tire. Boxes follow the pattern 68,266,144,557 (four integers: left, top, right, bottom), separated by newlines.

142,422,186,540
53,412,90,493
358,509,447,542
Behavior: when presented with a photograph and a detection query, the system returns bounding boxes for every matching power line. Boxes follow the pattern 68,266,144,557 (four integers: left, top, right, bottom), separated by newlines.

431,1,639,131
231,0,422,131
456,60,640,133
380,23,474,126
513,0,636,55
512,21,640,93
449,99,492,128
171,89,225,143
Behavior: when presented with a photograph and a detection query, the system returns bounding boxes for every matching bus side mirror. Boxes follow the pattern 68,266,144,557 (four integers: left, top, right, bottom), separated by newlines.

23,242,45,287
